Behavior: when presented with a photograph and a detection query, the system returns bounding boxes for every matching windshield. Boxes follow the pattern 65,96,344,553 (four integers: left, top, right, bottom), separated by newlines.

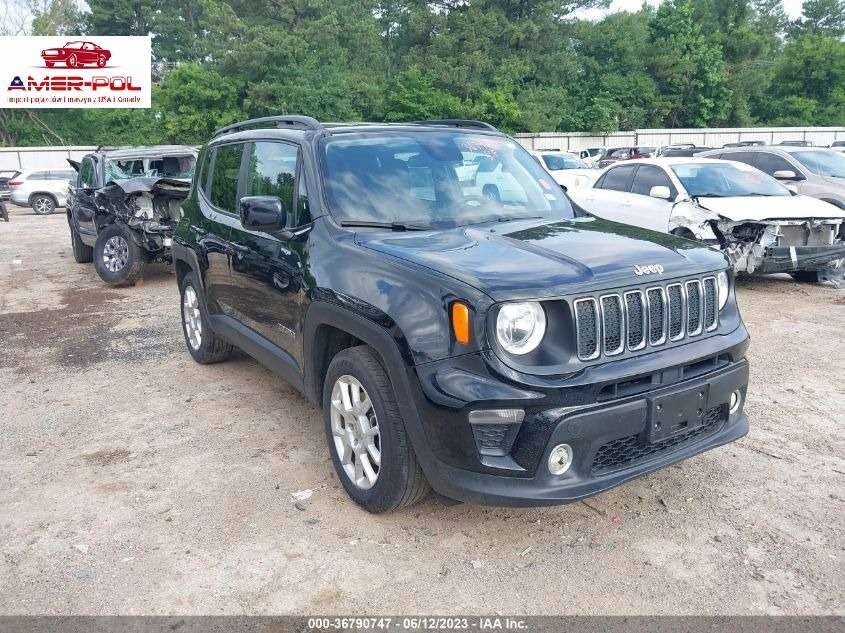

321,131,574,228
792,151,845,178
672,162,790,197
104,155,196,181
542,154,587,170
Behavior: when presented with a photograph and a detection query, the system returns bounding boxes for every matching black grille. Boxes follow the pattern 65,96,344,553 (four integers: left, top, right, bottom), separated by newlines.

601,295,623,354
703,277,717,330
667,284,683,340
686,280,702,334
575,299,599,359
591,405,727,475
574,275,720,361
647,288,665,344
625,292,645,349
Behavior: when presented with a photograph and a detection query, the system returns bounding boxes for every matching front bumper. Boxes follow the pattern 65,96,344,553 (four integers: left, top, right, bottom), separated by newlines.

418,362,747,506
757,244,845,273
400,328,750,506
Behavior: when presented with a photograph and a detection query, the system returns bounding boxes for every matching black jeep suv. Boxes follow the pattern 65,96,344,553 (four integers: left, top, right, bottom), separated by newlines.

173,116,750,513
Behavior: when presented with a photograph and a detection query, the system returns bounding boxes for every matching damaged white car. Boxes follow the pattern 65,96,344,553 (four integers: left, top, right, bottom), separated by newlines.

569,158,845,283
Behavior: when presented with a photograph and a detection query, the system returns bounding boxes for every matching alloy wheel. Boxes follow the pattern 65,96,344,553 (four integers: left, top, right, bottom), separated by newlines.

330,375,381,490
182,285,202,350
102,235,129,272
33,197,52,214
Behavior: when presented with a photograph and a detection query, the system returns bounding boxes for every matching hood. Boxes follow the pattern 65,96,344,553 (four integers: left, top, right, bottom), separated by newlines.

99,176,191,199
356,216,728,301
696,195,844,221
819,175,845,189
549,169,596,189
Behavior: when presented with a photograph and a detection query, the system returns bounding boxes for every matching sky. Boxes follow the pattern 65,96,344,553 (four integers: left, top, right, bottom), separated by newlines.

575,0,806,21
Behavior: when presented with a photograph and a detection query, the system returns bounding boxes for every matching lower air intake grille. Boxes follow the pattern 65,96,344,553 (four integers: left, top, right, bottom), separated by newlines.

591,405,727,475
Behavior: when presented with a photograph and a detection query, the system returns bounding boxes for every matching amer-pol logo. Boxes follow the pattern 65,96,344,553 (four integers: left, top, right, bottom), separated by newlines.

1,36,151,108
633,263,665,276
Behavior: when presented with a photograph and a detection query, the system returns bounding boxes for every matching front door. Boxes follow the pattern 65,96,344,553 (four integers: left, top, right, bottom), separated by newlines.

227,140,310,364
71,155,99,238
627,165,677,232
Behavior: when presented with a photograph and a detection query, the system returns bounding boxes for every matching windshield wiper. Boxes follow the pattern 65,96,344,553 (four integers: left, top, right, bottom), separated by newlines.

691,193,727,198
339,220,430,231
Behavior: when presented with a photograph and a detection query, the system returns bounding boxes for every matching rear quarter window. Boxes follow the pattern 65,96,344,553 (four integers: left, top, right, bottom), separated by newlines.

209,144,244,213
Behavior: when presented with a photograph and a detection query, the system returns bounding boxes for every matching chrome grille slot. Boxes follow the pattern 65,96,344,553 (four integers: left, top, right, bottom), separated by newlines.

573,275,722,362
685,280,703,335
574,298,599,360
666,283,684,341
646,287,667,346
624,291,646,351
600,295,624,356
703,276,718,331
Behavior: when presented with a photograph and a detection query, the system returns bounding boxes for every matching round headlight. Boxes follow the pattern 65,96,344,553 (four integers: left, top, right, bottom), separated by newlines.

716,270,729,310
496,301,546,355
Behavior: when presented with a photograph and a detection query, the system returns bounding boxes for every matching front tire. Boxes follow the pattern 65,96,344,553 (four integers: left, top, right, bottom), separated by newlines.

323,346,429,513
69,220,93,263
180,272,233,364
97,55,107,68
31,194,55,215
93,223,144,286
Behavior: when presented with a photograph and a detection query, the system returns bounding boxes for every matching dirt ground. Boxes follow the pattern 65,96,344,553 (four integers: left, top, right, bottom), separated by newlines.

0,204,843,616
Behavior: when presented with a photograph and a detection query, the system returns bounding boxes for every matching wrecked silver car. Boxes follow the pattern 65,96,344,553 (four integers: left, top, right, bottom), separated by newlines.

571,158,845,283
66,146,194,285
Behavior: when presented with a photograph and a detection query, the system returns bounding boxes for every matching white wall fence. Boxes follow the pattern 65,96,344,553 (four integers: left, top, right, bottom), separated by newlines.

0,146,98,171
3,126,845,170
514,127,845,152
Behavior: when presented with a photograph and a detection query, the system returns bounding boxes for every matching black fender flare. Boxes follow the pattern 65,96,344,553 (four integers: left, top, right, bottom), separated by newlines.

302,299,446,485
170,240,205,291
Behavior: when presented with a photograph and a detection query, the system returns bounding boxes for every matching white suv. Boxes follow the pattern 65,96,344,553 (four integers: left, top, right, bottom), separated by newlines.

9,168,76,215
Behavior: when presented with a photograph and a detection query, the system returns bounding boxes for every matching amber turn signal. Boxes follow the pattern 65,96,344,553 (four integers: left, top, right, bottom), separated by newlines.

451,302,471,345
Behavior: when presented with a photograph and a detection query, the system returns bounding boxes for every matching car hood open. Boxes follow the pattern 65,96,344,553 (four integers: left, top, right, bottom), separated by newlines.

356,216,728,301
696,195,844,221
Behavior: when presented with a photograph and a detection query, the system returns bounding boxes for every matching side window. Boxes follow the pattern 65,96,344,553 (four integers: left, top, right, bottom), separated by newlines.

754,152,796,176
210,143,244,213
244,141,297,217
78,158,95,188
722,151,758,168
631,166,675,197
295,168,311,227
196,149,211,195
598,165,636,192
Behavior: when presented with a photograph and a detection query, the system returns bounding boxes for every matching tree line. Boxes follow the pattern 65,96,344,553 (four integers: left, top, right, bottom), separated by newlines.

2,0,844,146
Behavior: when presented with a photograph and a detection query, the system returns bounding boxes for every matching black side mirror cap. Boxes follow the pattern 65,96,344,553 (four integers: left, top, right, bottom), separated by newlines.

239,195,288,233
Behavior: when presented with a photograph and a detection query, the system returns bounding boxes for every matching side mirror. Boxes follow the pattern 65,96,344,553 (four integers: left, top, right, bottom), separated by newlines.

239,195,287,232
649,185,672,200
773,170,799,181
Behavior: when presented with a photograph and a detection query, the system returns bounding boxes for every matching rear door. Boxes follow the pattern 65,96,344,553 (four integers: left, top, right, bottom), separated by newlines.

227,139,310,362
571,164,637,222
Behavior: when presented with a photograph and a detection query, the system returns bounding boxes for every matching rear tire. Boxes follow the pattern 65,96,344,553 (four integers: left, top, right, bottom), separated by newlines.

31,194,55,215
69,220,93,263
93,223,145,286
323,346,429,513
180,272,233,364
790,271,820,283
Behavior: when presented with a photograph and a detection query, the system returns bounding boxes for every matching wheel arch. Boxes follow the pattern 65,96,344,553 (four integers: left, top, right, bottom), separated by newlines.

28,191,58,207
303,299,414,408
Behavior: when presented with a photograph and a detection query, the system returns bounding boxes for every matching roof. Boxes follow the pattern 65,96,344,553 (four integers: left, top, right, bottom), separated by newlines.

714,145,828,155
98,145,198,159
601,157,734,167
211,115,501,142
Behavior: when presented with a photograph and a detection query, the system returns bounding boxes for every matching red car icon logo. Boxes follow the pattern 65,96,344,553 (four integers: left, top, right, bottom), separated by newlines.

41,41,111,68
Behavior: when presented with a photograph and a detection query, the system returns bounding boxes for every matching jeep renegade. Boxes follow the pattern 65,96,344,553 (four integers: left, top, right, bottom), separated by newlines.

172,116,750,513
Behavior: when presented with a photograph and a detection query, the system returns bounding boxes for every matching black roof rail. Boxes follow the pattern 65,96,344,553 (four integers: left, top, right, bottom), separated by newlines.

409,119,498,131
214,115,323,137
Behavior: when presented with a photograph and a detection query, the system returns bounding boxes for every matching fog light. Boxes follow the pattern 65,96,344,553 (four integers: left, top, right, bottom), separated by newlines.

548,443,573,476
468,409,525,425
730,390,742,414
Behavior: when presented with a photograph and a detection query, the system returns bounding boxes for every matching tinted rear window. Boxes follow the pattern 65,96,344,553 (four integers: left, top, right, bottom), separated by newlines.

210,144,244,213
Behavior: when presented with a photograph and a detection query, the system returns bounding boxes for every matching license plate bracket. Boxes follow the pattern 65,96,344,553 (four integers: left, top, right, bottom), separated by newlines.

648,384,710,444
